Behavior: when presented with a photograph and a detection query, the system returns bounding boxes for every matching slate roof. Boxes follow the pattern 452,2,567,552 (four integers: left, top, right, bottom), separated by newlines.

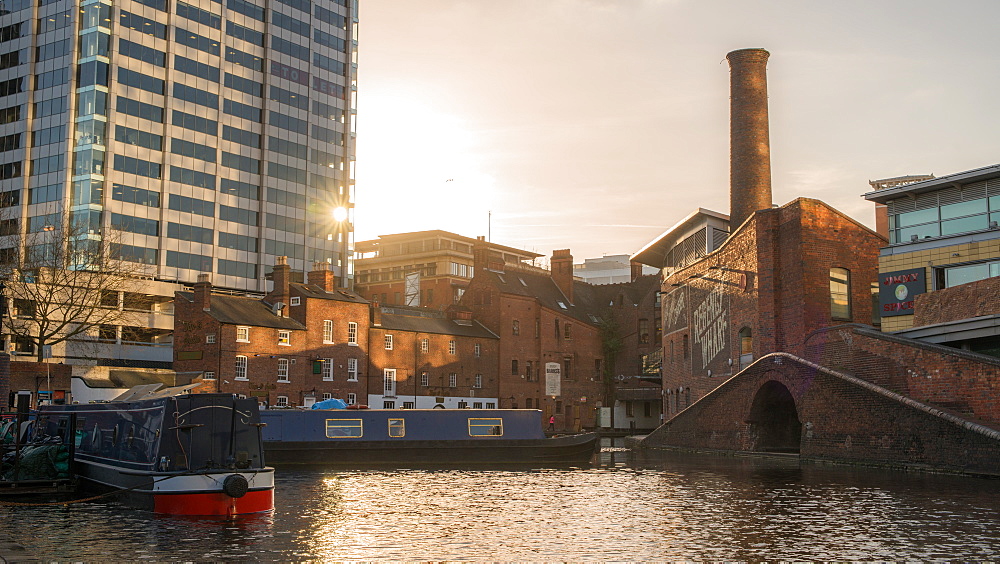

177,292,306,330
377,308,499,339
479,269,603,326
291,283,368,304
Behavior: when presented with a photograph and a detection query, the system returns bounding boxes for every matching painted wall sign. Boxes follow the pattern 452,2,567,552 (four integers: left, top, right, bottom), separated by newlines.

879,267,926,317
544,362,561,397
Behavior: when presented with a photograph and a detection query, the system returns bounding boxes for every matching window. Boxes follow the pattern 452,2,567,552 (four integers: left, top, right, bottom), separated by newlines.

384,334,393,350
206,334,215,344
468,418,503,437
235,355,248,380
348,322,358,344
322,393,332,401
277,358,289,382
278,330,291,346
384,369,396,396
203,371,216,380
322,320,333,343
346,393,356,405
830,267,851,320
512,319,520,336
639,319,650,344
275,396,289,407
420,372,428,387
739,327,753,356
236,326,249,342
526,360,534,382
511,359,518,375
321,359,333,381
289,296,301,307
420,338,428,353
942,260,1000,288
347,358,358,381
474,343,481,358
174,55,220,83
474,374,482,389
388,418,405,438
563,357,572,380
448,340,456,355
564,323,572,340
449,373,457,387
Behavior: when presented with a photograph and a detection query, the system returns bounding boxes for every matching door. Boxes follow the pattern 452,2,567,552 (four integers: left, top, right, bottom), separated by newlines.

384,369,396,398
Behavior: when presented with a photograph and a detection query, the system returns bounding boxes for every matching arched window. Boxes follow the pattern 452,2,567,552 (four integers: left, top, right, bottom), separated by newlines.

739,327,753,355
830,267,851,320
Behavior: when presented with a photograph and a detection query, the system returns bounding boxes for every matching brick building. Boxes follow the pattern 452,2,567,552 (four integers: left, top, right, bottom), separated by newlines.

366,304,500,409
173,259,370,408
354,230,542,308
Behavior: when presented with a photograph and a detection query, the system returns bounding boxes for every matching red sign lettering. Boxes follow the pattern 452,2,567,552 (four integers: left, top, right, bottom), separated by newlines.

271,61,310,86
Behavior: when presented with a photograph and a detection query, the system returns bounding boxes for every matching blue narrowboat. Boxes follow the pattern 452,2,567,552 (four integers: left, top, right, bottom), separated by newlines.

260,408,599,465
36,385,274,515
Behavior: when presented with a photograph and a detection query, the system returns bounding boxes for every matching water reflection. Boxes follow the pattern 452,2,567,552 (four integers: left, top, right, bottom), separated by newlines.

2,441,1000,560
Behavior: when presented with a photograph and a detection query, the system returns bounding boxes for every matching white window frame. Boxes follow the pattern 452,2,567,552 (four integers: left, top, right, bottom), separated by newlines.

277,358,290,382
322,358,333,381
322,392,332,401
420,338,428,353
448,340,456,355
449,373,457,387
235,355,248,380
384,368,396,397
474,374,482,388
290,296,300,306
275,395,288,407
322,320,334,343
203,371,216,380
420,372,429,387
347,393,356,405
278,330,291,346
236,326,250,343
474,343,481,357
206,334,215,344
347,321,358,345
347,357,358,381
384,334,393,350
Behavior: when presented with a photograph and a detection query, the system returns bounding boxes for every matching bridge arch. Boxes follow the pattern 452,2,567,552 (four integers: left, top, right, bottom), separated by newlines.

747,379,802,453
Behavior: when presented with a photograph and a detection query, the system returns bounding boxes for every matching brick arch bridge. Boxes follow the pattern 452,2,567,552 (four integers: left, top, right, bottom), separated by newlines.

639,352,1000,476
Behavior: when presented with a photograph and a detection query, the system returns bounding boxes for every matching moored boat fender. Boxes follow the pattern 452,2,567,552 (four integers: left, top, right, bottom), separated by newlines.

222,474,249,498
345,404,369,410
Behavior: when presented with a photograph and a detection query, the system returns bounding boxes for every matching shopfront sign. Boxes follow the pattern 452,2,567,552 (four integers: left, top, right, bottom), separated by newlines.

879,267,926,317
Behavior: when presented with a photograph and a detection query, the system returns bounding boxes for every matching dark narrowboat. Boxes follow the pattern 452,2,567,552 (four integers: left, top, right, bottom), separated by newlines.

36,385,274,515
261,408,599,466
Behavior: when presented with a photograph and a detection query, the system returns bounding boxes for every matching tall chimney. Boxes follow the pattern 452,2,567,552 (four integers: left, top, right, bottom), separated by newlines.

551,249,574,304
727,48,772,229
308,261,336,292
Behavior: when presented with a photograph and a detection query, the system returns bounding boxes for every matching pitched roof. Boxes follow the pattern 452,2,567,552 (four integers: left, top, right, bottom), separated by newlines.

177,292,306,330
479,269,615,326
377,307,499,339
291,283,368,304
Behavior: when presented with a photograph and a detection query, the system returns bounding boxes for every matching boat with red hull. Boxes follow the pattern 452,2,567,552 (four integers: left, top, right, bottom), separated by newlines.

36,385,274,515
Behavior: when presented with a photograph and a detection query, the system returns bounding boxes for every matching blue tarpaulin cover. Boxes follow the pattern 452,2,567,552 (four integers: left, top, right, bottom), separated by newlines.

311,398,348,410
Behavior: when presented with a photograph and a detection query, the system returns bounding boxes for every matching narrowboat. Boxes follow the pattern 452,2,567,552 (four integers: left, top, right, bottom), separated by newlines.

261,408,599,465
36,385,274,515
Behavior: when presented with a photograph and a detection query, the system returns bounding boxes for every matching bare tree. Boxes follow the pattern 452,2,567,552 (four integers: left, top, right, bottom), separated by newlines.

0,217,152,362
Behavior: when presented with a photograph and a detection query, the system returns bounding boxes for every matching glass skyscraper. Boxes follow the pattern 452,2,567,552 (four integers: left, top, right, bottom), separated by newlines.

0,0,357,364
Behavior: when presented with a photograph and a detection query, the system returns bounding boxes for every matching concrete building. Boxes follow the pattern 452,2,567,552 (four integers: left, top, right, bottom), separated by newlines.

573,254,657,285
863,164,1000,356
0,0,358,367
354,230,542,309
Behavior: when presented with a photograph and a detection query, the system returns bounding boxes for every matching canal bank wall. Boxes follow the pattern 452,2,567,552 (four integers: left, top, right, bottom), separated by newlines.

636,352,1000,477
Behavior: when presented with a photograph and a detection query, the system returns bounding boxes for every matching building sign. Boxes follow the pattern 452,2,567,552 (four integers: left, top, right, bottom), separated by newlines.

879,267,926,317
271,61,310,86
691,283,728,370
544,362,561,397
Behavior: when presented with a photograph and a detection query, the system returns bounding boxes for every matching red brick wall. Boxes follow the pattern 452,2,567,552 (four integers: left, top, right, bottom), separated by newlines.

642,353,1000,476
913,276,1000,327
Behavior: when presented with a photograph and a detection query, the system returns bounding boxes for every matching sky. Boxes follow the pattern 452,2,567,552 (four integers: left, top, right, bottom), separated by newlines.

352,0,1000,265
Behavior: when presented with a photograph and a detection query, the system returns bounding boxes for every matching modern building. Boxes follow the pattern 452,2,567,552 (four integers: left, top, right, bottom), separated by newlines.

354,230,541,308
573,254,658,285
0,0,358,366
863,164,1000,355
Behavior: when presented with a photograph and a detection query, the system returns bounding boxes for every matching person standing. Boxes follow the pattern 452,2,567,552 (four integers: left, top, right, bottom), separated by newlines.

548,415,555,432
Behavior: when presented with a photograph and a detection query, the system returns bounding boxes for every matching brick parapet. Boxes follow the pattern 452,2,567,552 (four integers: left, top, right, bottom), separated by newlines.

913,276,1000,327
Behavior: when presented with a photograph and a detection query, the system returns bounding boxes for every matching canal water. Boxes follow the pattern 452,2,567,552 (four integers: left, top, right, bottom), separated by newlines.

3,440,1000,560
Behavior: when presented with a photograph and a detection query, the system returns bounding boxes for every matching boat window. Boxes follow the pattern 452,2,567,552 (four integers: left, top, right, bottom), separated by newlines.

325,419,363,438
388,418,405,438
468,418,503,437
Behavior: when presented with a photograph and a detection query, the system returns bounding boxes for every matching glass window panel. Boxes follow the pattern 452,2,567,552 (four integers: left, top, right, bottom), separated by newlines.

941,198,987,220
941,215,988,236
896,207,938,228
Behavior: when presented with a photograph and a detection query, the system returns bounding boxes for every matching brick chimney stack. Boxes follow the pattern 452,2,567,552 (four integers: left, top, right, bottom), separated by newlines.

269,256,290,312
308,261,336,292
727,48,773,230
473,236,489,273
630,260,643,282
551,249,574,304
193,273,212,310
371,301,382,327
